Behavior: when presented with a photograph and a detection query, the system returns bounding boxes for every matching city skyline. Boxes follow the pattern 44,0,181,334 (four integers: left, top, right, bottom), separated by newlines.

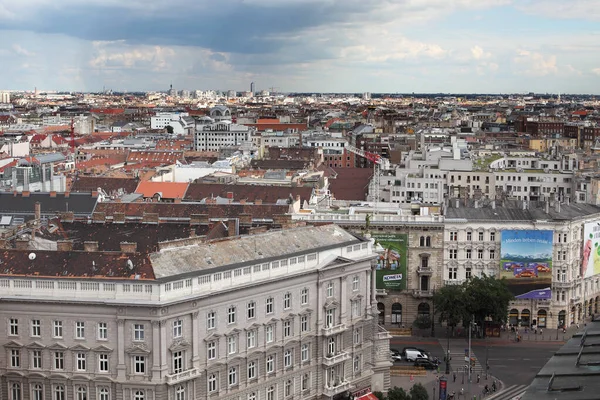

0,0,599,93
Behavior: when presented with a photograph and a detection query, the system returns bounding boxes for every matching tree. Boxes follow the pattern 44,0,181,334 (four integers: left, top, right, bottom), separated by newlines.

409,383,429,400
373,391,386,400
412,315,431,329
433,284,465,333
463,275,514,332
387,387,410,400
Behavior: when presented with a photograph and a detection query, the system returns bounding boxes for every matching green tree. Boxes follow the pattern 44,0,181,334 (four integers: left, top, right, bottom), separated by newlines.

387,387,410,400
433,283,466,332
373,391,387,400
463,275,514,333
409,383,429,400
412,315,431,329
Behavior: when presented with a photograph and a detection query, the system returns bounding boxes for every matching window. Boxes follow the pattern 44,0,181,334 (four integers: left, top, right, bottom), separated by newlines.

207,341,216,360
353,355,361,372
284,349,293,368
208,374,217,392
301,343,310,362
351,299,362,318
302,373,310,391
98,322,108,340
466,231,472,241
75,321,85,339
489,249,495,259
283,320,292,337
32,350,42,369
134,355,146,374
466,268,472,280
247,301,256,319
325,309,335,328
9,318,18,336
266,355,275,373
352,276,359,291
247,360,256,380
99,354,109,372
134,324,145,341
449,249,457,259
134,391,144,400
301,288,309,305
267,386,275,400
478,231,484,241
10,349,20,367
490,232,496,241
11,382,21,400
283,292,291,310
449,231,457,241
301,315,309,332
76,387,87,400
228,367,237,386
207,311,216,330
266,324,274,343
477,249,484,259
466,249,472,259
248,393,256,400
76,352,87,371
53,321,62,338
33,384,43,400
448,267,457,280
175,386,185,400
54,351,64,370
326,282,334,297
354,328,361,344
285,379,293,397
173,320,182,338
31,320,41,337
266,297,274,314
228,306,236,324
328,337,335,355
247,330,256,348
54,385,65,400
228,336,237,354
173,351,183,373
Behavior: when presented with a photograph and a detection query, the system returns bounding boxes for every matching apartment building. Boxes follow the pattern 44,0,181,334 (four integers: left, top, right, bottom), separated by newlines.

194,122,255,152
0,225,391,400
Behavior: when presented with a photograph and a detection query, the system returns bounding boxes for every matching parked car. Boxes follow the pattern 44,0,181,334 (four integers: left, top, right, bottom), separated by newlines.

390,349,402,361
402,347,431,357
414,357,438,370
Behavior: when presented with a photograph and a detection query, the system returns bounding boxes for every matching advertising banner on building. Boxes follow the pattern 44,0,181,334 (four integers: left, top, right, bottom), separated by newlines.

582,221,600,278
500,230,553,299
372,233,408,291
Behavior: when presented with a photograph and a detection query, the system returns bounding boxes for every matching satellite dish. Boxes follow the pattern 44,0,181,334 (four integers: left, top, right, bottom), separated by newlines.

127,259,134,270
28,253,36,260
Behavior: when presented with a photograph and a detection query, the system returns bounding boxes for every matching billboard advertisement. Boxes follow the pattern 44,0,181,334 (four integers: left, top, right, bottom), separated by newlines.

372,233,408,291
582,221,600,278
500,230,553,299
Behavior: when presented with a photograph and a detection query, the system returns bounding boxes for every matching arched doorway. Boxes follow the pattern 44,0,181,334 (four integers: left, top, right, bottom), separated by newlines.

391,303,403,325
570,306,576,324
509,309,519,326
578,305,582,321
521,309,531,327
377,302,385,325
589,301,593,317
558,310,566,328
537,310,547,328
584,300,588,318
417,302,430,317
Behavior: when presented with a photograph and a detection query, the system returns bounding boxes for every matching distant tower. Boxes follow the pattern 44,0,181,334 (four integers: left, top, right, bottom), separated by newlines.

250,82,255,94
558,92,561,103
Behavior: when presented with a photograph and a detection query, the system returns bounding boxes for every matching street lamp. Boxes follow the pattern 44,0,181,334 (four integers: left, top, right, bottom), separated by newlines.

431,288,436,338
445,325,450,374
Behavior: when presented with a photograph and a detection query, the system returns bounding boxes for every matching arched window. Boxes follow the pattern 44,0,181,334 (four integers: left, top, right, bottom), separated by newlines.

98,387,109,400
175,386,185,400
54,385,65,400
32,384,43,400
208,374,217,392
11,383,21,400
537,310,547,328
417,302,430,317
426,236,431,247
419,236,425,247
391,303,402,324
76,386,87,400
509,309,519,326
134,391,144,400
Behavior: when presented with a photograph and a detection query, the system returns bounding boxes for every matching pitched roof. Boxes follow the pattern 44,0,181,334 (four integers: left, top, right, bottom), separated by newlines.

95,202,289,219
71,177,138,194
0,192,98,217
134,181,190,199
328,168,372,201
185,183,312,204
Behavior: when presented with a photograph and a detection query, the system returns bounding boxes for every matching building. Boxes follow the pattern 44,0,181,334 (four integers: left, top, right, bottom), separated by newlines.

0,225,391,400
151,112,195,135
0,92,10,104
195,121,255,152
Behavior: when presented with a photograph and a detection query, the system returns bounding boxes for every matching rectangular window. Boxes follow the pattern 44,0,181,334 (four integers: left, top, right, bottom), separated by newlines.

490,232,496,241
284,349,293,368
228,306,236,324
353,355,361,372
247,301,256,319
173,320,182,338
134,355,146,374
448,267,457,280
352,276,359,291
466,268,472,280
326,282,334,297
351,300,362,318
489,249,496,259
266,355,274,373
173,351,183,374
301,288,309,305
76,353,87,371
53,321,63,338
266,324,274,343
99,354,109,372
302,373,310,391
283,320,292,337
32,350,42,369
354,328,361,344
247,330,256,348
31,320,41,337
266,297,274,315
207,311,216,330
325,309,335,328
466,249,472,259
228,336,237,354
449,249,457,259
301,315,309,332
466,231,472,241
10,349,20,367
449,231,457,241
9,318,18,336
301,344,309,362
134,324,145,341
283,292,291,310
75,321,85,339
98,322,108,340
248,360,256,380
54,351,64,370
477,249,484,259
207,341,216,360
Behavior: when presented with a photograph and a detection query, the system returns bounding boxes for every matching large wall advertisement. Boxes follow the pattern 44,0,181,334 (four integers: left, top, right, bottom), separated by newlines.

500,230,553,299
582,221,600,278
372,233,408,291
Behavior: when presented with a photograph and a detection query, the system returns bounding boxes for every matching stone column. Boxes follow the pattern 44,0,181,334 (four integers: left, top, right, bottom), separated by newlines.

192,312,200,367
152,321,161,380
340,276,348,320
117,319,126,380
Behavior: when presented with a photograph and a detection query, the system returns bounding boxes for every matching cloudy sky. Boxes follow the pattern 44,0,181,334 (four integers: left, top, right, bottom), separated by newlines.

1,0,599,93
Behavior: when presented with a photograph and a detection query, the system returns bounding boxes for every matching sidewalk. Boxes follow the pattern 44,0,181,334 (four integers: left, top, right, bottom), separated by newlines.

391,370,497,399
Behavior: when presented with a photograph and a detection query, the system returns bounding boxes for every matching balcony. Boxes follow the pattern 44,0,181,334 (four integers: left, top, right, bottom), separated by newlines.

322,323,347,337
444,279,466,286
323,380,351,397
375,289,387,296
165,367,201,385
411,289,434,298
553,281,574,289
417,266,433,275
323,351,351,367
537,300,551,307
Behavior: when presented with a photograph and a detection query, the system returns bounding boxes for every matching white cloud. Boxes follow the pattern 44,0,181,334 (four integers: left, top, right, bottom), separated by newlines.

513,49,558,76
89,44,175,71
517,0,600,21
12,44,35,56
471,45,491,60
592,68,600,76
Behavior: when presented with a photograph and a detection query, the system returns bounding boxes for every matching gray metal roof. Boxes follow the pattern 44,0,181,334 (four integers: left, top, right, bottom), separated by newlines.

446,201,600,222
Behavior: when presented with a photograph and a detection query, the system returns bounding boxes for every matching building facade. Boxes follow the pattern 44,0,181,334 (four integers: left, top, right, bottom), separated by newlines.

194,122,255,152
0,225,391,400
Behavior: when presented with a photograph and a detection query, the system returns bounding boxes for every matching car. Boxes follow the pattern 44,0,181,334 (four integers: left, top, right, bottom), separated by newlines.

414,357,438,370
402,347,431,357
403,349,428,362
390,349,402,361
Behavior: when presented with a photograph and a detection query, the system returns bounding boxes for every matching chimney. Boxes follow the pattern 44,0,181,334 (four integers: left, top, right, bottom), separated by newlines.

545,201,550,214
34,202,41,221
474,200,479,209
227,192,234,199
56,240,73,252
174,198,182,204
91,190,99,198
255,199,263,205
84,241,99,252
0,238,7,249
455,199,460,208
227,219,238,237
120,242,137,253
64,192,70,198
50,191,57,198
555,201,561,214
522,200,527,210
295,195,301,202
16,239,29,250
240,199,246,205
491,200,496,209
190,229,197,238
22,191,30,197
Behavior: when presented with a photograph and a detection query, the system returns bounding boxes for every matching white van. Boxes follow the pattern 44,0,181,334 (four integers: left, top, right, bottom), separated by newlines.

404,349,428,362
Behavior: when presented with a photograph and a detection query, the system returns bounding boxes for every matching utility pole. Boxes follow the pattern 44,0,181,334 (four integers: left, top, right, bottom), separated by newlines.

445,325,450,374
468,315,474,397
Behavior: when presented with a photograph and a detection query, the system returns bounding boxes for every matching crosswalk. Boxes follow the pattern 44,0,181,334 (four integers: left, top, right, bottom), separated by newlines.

485,384,528,400
439,339,486,377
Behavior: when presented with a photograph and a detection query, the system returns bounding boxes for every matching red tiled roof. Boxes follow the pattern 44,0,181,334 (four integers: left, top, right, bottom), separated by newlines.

135,181,189,199
30,134,47,143
127,150,184,164
90,108,125,114
185,183,312,203
328,168,372,201
71,177,139,194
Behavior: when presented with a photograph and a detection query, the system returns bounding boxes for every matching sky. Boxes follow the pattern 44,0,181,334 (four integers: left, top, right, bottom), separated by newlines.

1,0,600,93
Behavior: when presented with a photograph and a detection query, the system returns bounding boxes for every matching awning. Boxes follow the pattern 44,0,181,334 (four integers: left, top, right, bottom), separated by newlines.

357,393,378,400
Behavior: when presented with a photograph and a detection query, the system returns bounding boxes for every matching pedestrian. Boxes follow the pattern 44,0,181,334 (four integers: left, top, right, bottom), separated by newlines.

453,372,457,382
540,328,543,335
477,373,480,383
460,387,464,399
